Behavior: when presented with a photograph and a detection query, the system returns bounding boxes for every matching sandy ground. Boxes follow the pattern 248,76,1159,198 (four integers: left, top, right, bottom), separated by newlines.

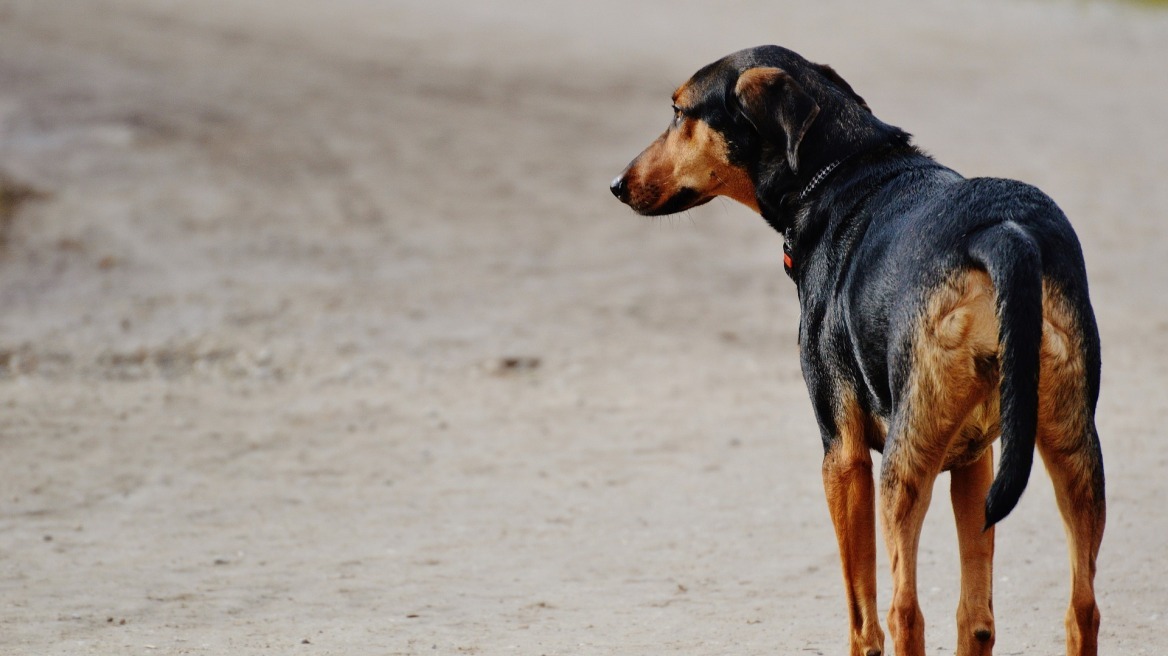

1,0,1166,654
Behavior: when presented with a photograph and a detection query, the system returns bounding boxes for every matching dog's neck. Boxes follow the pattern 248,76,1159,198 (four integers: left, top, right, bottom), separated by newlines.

766,154,855,273
757,148,863,236
774,141,937,281
777,161,845,277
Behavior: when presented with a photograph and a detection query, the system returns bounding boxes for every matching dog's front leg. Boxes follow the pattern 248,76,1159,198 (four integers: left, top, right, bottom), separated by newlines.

822,432,885,656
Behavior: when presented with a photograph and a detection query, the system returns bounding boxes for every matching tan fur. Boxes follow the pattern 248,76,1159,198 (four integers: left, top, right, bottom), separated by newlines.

874,271,1103,656
822,387,885,656
1038,282,1090,449
950,451,996,656
890,270,1001,481
877,270,1003,656
671,83,698,110
620,109,758,214
1035,282,1105,656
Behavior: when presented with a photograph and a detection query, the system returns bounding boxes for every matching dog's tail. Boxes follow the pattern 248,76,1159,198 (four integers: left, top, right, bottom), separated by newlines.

967,221,1044,529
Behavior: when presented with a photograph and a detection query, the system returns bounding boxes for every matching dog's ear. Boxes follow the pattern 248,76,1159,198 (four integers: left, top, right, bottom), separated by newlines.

811,62,871,113
734,67,820,173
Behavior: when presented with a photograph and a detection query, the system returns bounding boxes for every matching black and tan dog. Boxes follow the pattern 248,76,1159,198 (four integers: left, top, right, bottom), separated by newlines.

610,45,1105,656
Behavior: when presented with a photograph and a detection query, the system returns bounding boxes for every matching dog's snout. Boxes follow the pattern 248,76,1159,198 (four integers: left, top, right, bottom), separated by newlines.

610,174,629,202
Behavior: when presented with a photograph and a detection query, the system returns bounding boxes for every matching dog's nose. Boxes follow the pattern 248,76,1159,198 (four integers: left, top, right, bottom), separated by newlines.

610,174,629,202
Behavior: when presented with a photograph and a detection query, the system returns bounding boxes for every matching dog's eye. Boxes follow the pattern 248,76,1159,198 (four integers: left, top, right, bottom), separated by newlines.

671,104,684,127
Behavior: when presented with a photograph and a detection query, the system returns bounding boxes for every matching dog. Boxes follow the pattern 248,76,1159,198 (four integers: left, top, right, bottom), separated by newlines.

610,45,1105,656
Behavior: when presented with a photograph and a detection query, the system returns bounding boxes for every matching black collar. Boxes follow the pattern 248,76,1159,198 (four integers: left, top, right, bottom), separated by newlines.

798,159,844,201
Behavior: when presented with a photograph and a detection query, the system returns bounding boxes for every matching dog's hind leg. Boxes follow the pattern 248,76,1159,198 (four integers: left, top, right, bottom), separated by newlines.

878,447,938,656
878,269,1000,656
1038,423,1104,656
822,398,885,656
950,450,996,656
1035,295,1105,656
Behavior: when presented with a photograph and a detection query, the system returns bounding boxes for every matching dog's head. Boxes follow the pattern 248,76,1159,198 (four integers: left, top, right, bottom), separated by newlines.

611,45,901,221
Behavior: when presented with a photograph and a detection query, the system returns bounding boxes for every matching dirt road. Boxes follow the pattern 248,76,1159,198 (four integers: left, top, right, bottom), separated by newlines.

1,1,1166,653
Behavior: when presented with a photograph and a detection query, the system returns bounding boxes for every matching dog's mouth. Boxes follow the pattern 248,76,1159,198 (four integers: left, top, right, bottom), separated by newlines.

633,188,711,216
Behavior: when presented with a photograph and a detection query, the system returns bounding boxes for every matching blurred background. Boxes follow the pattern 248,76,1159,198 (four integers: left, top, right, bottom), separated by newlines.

1,0,1166,653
